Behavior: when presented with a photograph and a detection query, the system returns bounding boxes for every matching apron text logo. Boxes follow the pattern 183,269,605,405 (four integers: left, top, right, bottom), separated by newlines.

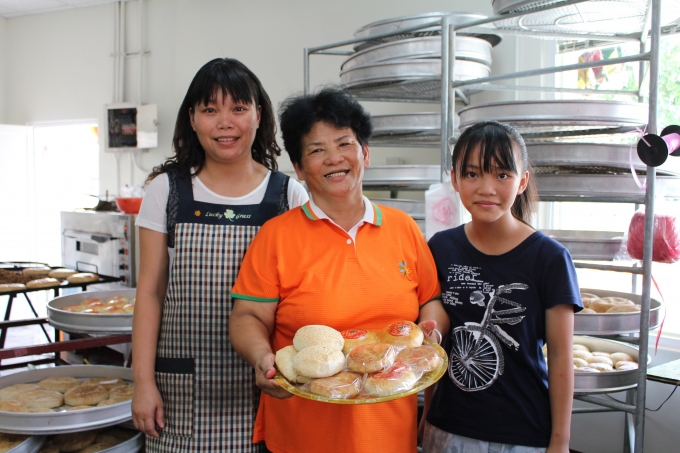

203,209,252,222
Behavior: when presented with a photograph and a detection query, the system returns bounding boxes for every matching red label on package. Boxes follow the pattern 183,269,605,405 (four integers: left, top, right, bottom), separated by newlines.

387,321,411,337
342,329,367,340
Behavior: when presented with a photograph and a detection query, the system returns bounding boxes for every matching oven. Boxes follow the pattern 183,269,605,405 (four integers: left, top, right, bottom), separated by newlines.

60,211,139,287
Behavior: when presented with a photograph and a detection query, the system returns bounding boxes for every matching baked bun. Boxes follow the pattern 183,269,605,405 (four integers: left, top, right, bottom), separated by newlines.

67,273,99,284
307,371,364,399
48,268,77,279
80,298,104,307
81,377,126,390
606,305,641,313
22,267,51,277
293,344,346,378
38,376,81,393
275,345,300,384
53,431,98,452
609,352,634,366
586,356,613,367
599,296,635,305
62,304,89,312
573,358,588,368
100,306,127,314
580,292,600,308
0,283,25,293
123,304,135,313
573,344,590,352
27,407,54,413
575,367,601,373
95,428,134,445
0,433,29,452
396,345,442,373
588,362,614,372
17,389,63,409
340,329,378,355
0,400,28,412
578,308,596,314
378,321,423,348
37,443,60,453
67,405,94,411
363,362,418,397
572,350,593,361
78,443,115,453
615,360,639,371
26,278,61,289
293,325,344,352
108,384,133,399
64,384,108,406
346,343,396,373
0,383,40,401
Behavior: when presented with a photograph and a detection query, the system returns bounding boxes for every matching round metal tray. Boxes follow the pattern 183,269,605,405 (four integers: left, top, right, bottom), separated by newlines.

527,142,680,177
353,12,502,50
575,288,663,335
340,59,490,89
458,100,648,134
2,435,46,453
47,289,135,334
341,36,492,72
573,336,650,394
541,229,623,261
363,165,440,189
535,173,680,202
0,365,132,434
370,198,425,219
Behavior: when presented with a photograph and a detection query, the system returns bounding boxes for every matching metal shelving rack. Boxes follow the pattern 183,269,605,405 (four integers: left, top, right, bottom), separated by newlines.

303,1,673,451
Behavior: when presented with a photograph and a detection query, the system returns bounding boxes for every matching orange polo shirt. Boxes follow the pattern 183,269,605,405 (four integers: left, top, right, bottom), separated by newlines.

231,200,441,453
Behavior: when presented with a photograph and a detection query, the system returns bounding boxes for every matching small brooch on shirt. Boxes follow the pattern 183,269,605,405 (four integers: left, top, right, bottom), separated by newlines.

399,261,412,281
194,210,201,217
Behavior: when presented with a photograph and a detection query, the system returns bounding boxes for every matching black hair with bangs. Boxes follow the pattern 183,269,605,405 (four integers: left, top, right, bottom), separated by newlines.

279,87,372,168
147,58,281,182
452,120,537,224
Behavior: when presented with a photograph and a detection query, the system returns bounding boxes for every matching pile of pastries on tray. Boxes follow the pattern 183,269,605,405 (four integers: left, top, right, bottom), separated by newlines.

0,377,134,413
542,342,638,373
275,321,443,399
578,292,641,314
0,267,99,293
37,424,138,453
61,296,135,315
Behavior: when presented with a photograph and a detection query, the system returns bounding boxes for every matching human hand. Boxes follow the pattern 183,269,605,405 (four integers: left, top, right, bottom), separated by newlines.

418,319,442,344
132,381,165,438
255,352,294,399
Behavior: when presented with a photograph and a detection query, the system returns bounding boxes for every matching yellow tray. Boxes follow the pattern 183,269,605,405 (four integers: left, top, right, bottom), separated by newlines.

274,341,448,405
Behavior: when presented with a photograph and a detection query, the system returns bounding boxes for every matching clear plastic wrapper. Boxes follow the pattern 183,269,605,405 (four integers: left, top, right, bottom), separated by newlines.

303,372,365,399
346,343,397,373
362,362,420,397
395,345,443,374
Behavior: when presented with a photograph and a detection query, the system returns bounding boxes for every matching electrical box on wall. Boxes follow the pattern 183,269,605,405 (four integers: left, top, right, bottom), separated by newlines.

103,103,158,151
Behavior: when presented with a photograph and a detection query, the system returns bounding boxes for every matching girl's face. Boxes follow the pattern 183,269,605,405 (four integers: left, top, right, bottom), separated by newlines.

189,89,261,166
452,145,529,226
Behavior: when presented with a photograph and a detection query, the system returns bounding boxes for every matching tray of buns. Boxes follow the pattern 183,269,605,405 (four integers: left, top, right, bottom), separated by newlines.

274,323,447,404
47,290,136,334
576,288,663,335
0,365,133,434
540,230,623,261
0,263,121,296
0,433,46,453
37,424,142,453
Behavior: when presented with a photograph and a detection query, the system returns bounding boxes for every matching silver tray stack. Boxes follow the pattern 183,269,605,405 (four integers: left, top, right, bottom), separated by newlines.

47,289,135,335
576,288,663,336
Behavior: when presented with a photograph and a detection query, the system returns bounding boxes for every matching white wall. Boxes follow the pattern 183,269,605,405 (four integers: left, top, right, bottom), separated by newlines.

0,16,7,123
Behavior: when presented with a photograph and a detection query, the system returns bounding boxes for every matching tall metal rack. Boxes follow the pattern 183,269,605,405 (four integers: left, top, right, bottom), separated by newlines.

304,1,674,451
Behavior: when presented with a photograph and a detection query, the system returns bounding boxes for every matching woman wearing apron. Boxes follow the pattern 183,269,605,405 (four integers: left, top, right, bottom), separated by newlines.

132,58,308,452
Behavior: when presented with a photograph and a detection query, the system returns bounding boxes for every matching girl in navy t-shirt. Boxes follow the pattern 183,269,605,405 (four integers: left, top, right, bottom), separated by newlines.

422,121,582,453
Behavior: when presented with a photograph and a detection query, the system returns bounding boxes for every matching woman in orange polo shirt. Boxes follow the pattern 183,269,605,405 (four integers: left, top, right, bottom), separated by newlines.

230,88,449,453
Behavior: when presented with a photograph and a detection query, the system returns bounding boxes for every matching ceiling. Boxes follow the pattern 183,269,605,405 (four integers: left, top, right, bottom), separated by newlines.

0,0,118,18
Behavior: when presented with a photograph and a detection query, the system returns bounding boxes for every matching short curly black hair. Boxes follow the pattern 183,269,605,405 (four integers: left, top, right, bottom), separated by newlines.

279,87,373,168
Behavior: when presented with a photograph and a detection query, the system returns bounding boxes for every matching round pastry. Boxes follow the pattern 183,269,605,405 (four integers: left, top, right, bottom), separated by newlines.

578,308,596,314
123,304,135,313
572,350,593,361
293,344,346,378
96,428,135,443
573,358,588,368
363,362,418,397
109,384,134,399
588,362,614,372
67,405,94,411
0,433,29,452
378,321,423,348
586,356,613,367
79,298,104,307
609,352,635,366
83,301,106,312
97,398,128,407
347,343,396,373
100,306,127,314
17,389,64,409
580,292,600,308
81,377,126,390
0,383,40,400
105,299,128,308
62,304,90,312
64,384,108,406
77,443,115,453
37,443,60,453
293,325,344,352
53,431,98,452
599,296,635,305
395,345,442,373
48,268,78,279
22,267,51,277
615,360,639,371
307,371,364,398
27,407,54,413
26,278,61,289
67,272,99,284
606,305,641,313
591,351,611,357
575,366,601,373
573,344,590,352
275,345,300,384
589,299,616,313
340,328,378,355
38,376,82,393
0,283,25,293
0,400,28,412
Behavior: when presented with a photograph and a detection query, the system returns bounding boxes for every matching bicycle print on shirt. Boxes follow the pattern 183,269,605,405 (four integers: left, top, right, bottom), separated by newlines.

445,264,528,392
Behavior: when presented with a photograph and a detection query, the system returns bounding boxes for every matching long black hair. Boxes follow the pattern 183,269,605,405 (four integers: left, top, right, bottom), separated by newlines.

147,58,281,182
451,121,538,224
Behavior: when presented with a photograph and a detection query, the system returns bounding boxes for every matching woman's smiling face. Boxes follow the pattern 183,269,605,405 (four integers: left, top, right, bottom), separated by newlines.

293,121,369,201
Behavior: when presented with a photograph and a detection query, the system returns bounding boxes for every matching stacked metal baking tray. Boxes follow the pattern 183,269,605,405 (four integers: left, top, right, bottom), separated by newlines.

576,288,663,336
370,198,426,233
47,289,136,335
371,113,460,147
363,166,440,191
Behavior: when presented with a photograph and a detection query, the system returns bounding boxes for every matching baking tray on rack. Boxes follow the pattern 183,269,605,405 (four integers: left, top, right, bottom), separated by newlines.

341,36,492,71
0,365,132,434
535,174,680,202
575,288,663,335
458,100,648,135
372,113,459,140
353,12,502,50
363,165,440,188
340,59,490,89
47,289,136,334
370,198,425,218
540,229,623,261
0,434,46,453
572,336,650,394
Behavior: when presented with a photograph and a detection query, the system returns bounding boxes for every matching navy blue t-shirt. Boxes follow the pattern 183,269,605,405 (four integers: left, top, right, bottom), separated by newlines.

426,225,582,448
